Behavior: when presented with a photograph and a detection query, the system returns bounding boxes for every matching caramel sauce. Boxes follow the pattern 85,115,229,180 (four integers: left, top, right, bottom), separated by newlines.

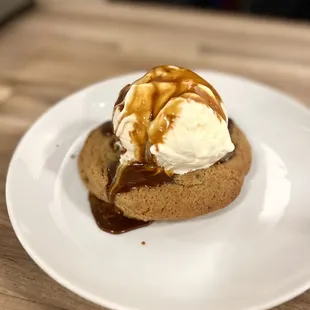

90,121,171,234
88,66,234,234
89,193,152,234
107,161,172,202
100,121,114,136
88,119,235,234
114,84,131,109
114,65,227,163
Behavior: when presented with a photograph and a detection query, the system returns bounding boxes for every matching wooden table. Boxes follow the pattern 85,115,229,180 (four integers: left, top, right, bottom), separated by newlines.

1,0,310,309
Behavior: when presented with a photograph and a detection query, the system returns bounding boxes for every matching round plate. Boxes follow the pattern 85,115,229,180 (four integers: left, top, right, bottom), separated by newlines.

6,70,310,310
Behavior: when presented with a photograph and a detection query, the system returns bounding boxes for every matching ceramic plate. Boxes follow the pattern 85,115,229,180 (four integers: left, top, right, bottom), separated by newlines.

6,70,310,310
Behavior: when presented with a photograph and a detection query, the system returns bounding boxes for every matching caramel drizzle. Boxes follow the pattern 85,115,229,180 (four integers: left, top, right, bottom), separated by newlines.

114,65,226,164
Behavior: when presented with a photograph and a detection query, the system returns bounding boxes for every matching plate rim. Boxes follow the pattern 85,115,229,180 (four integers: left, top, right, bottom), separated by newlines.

5,69,310,310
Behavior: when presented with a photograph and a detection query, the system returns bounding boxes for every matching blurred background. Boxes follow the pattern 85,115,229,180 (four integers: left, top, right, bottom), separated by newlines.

112,0,310,20
1,1,310,310
1,0,310,23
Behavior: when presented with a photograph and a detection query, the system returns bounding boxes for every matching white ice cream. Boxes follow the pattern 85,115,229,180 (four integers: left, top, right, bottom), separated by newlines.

113,66,235,175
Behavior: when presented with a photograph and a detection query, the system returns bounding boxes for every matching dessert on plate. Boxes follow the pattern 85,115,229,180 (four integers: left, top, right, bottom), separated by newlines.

78,65,252,234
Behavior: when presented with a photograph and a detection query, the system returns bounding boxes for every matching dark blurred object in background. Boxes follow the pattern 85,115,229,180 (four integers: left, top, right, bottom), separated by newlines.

249,0,310,20
113,0,310,20
0,0,34,26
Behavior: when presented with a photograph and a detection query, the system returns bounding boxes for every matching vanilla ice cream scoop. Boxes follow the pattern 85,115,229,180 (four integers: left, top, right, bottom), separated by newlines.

113,65,235,175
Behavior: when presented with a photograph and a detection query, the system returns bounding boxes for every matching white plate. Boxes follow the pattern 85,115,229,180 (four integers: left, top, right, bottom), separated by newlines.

6,70,310,310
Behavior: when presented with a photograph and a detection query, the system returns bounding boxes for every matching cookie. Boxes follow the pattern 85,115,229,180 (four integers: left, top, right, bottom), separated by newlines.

78,121,251,221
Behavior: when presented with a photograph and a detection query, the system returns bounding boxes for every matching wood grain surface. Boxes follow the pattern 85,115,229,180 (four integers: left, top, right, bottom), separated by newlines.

1,0,310,309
